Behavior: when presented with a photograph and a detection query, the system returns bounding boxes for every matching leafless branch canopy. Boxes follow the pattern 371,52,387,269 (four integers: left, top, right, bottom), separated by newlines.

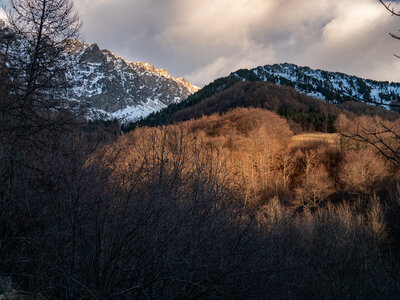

0,0,82,139
341,121,400,169
380,0,400,16
380,0,400,55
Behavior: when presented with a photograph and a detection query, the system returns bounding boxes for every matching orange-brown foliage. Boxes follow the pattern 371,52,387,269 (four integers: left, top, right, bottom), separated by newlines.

113,107,398,210
6,103,400,298
340,149,389,195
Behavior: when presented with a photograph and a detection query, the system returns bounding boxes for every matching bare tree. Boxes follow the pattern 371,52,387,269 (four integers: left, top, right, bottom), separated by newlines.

332,0,400,168
1,0,81,137
381,0,400,58
336,2,400,168
0,3,82,295
336,112,400,167
380,0,400,17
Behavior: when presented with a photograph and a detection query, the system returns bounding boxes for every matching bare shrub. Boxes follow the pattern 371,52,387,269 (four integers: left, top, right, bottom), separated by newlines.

255,200,400,298
340,149,389,195
367,195,387,241
294,166,335,209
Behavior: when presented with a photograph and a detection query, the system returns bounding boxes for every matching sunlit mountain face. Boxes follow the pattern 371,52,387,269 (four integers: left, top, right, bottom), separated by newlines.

62,41,199,122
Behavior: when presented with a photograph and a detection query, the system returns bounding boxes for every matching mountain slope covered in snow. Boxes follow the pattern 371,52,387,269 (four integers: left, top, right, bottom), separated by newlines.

245,63,400,108
63,41,199,122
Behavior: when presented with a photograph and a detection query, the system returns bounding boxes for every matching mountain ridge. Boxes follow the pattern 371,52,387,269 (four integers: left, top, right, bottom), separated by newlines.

127,63,400,130
62,40,199,122
245,63,400,107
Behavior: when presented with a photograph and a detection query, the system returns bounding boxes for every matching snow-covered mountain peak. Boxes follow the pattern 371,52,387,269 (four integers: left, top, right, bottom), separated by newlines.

60,41,198,122
233,62,400,109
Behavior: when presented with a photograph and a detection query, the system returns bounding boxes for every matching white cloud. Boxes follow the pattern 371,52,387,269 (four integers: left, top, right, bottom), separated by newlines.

0,8,6,21
186,43,276,85
74,0,400,86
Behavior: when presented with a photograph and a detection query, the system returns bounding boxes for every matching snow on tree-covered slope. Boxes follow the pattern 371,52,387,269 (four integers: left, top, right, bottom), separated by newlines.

62,41,199,122
133,62,400,129
235,63,400,109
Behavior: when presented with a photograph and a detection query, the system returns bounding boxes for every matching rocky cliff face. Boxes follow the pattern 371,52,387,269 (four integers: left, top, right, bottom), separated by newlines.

63,41,199,122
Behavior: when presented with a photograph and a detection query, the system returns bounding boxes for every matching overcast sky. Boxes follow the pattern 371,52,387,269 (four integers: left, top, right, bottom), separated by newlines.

3,0,400,86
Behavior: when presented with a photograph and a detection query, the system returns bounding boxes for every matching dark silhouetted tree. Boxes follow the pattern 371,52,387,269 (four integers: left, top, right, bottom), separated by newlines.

1,0,81,137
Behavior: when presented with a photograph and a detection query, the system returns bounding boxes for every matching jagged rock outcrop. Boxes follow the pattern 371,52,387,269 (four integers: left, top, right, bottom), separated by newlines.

63,41,199,122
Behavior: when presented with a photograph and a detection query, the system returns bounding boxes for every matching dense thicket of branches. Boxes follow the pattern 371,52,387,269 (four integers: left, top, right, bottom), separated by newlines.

1,0,400,298
1,104,400,298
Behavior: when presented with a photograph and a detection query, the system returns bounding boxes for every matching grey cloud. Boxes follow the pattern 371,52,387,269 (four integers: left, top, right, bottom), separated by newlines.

74,0,400,86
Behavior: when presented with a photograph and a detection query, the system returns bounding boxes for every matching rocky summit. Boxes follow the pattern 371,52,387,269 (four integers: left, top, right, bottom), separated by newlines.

63,41,199,122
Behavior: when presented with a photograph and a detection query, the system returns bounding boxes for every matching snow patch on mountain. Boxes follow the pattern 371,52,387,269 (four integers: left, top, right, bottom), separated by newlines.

62,41,199,122
239,63,400,108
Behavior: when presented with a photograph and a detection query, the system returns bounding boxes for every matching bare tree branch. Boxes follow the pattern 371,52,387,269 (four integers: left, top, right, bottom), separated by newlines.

380,0,400,16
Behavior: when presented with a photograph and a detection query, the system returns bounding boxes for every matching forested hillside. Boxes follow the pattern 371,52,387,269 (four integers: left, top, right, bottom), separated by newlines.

128,62,400,130
128,81,399,133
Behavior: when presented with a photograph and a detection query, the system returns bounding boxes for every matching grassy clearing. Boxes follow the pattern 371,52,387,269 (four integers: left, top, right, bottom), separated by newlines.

291,133,341,146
